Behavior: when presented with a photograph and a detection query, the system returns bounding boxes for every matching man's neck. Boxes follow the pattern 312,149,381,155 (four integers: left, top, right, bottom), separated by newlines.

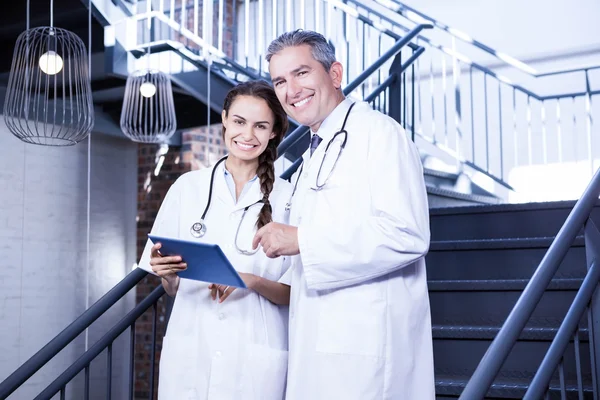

310,91,346,133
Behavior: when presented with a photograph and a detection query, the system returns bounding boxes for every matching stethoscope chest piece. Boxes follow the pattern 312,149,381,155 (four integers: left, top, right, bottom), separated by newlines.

190,220,207,238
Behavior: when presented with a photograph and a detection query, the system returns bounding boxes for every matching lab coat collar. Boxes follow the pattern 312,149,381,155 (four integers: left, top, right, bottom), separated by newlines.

213,160,263,211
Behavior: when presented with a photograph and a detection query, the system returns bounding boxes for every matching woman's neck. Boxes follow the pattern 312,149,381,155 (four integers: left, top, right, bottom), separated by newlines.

225,157,258,200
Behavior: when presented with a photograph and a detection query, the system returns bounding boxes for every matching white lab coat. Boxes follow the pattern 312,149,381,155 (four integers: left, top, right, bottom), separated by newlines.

284,99,435,399
137,162,293,400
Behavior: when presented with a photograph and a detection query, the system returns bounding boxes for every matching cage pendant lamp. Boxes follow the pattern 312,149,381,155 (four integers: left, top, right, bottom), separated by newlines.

120,67,177,143
3,0,93,146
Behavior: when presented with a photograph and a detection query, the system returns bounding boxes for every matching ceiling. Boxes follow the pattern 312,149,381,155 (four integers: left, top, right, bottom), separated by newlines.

0,0,219,140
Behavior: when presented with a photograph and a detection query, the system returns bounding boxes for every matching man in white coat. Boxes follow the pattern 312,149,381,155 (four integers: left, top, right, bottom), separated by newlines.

252,30,436,399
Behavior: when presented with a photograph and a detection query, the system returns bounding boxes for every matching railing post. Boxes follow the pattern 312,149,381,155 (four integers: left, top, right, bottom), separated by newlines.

388,51,403,125
585,218,600,395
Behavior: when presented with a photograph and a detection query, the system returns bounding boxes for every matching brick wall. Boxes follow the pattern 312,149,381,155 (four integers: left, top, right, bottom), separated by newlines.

134,124,227,399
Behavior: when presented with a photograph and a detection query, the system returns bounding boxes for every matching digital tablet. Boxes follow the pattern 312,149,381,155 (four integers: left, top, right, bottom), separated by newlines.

148,234,247,288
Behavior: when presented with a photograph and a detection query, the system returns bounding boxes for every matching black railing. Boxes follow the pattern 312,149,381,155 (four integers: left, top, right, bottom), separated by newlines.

0,267,148,399
460,166,600,399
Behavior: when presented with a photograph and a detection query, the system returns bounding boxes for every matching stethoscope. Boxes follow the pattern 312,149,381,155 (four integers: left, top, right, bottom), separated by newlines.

285,102,356,211
190,156,263,255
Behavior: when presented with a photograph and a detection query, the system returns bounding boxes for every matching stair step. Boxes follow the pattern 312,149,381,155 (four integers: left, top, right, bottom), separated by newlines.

433,325,589,341
430,236,584,251
428,278,583,291
429,200,600,241
435,376,593,398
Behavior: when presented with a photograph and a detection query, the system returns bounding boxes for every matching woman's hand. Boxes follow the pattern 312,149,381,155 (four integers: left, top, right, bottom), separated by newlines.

150,243,187,296
208,273,258,303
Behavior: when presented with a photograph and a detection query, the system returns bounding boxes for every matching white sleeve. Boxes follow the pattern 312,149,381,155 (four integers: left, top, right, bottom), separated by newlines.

297,117,430,291
137,180,182,276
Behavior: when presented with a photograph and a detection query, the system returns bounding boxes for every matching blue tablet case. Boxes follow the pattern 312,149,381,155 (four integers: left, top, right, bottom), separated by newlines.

148,234,247,288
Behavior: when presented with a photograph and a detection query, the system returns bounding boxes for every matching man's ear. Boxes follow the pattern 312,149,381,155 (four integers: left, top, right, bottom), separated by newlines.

329,61,344,89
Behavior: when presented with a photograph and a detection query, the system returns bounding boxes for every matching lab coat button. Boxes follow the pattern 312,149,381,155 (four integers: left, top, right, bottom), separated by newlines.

215,351,222,357
219,313,225,320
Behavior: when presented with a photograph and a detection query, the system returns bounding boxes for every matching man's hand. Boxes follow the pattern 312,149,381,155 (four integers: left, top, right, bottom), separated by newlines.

252,222,300,258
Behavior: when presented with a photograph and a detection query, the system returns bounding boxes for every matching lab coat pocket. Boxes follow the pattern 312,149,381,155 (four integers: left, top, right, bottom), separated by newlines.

158,335,198,400
316,309,384,358
240,343,288,400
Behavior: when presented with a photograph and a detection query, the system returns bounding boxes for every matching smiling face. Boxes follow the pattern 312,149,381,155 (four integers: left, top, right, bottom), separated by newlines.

269,44,344,132
222,95,276,163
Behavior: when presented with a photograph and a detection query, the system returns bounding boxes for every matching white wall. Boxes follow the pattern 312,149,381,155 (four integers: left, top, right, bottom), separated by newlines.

0,124,138,399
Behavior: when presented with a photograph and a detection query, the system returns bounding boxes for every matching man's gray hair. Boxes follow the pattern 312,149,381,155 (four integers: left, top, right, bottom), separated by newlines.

266,30,336,71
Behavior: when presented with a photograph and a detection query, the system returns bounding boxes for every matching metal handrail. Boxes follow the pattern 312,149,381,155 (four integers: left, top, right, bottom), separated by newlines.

378,0,600,78
524,259,600,399
0,267,149,399
459,166,600,399
276,24,431,157
34,286,165,400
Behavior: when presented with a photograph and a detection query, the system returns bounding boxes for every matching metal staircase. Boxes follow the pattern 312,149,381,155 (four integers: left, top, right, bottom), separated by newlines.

2,0,600,399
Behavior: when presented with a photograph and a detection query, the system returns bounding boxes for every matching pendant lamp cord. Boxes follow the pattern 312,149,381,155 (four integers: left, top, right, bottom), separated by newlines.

85,0,92,353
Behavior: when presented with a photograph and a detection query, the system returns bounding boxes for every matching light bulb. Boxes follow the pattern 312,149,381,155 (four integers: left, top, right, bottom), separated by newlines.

39,51,63,75
139,82,157,98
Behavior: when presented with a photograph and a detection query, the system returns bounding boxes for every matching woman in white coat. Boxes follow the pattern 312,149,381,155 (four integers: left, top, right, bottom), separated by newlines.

137,80,293,400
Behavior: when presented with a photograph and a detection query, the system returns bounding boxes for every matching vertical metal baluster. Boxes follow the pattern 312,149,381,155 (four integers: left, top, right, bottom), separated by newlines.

545,390,550,400
453,58,462,168
559,359,567,399
588,307,599,400
542,101,547,165
149,303,158,400
378,32,382,89
60,387,66,400
470,66,475,162
170,0,175,20
218,0,224,53
498,83,504,180
85,364,90,400
129,323,135,400
181,0,187,46
585,70,593,178
107,343,113,400
574,328,584,400
403,66,407,129
344,11,350,87
244,0,249,68
315,0,320,32
412,61,416,141
232,0,238,60
325,0,331,41
272,0,277,40
159,0,164,14
557,101,563,163
300,0,305,28
193,0,198,37
429,54,436,142
361,22,365,99
484,74,490,173
417,47,422,138
513,88,518,167
527,95,532,166
201,0,207,58
442,53,448,146
258,0,264,76
286,0,292,31
383,88,387,115
574,96,579,169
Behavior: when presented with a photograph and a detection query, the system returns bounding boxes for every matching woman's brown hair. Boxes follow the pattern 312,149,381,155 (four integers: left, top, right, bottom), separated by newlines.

221,80,289,229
